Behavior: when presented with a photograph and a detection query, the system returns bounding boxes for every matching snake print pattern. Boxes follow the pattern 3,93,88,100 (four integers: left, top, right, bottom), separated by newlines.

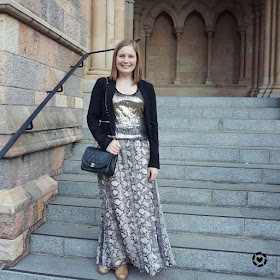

96,139,175,276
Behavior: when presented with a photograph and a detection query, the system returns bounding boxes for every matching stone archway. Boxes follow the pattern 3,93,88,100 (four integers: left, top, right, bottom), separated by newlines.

143,1,179,82
212,11,240,84
138,0,259,96
210,0,248,85
179,11,208,84
147,12,177,84
143,1,179,31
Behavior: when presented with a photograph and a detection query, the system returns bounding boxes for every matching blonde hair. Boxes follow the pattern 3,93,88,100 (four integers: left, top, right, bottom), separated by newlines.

110,39,142,84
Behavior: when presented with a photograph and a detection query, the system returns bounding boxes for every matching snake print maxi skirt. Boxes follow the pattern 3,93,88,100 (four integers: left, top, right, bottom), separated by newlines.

96,139,175,276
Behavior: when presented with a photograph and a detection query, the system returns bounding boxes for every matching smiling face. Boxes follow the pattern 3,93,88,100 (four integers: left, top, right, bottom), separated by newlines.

116,45,137,77
110,39,142,83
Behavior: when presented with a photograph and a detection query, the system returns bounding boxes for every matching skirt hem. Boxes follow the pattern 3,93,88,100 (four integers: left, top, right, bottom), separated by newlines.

96,260,175,276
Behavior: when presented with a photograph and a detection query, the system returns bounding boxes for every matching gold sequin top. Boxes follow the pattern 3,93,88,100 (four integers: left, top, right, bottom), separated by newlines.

112,88,148,140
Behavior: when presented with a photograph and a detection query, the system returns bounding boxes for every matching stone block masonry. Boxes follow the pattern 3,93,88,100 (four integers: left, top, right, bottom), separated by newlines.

14,0,89,48
0,0,91,267
0,144,72,190
0,175,58,267
0,14,19,54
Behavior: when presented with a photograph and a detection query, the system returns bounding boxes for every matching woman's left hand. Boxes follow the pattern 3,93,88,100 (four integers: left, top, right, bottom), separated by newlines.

147,167,158,182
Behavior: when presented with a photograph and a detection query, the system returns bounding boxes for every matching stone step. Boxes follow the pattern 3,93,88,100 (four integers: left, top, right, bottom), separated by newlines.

63,156,280,185
73,140,280,165
159,130,280,148
31,222,280,256
46,196,280,240
159,159,280,184
27,222,280,278
57,174,99,199
2,253,278,280
160,144,280,164
82,107,280,124
82,93,280,108
158,179,280,209
156,96,280,108
83,110,280,131
158,118,280,133
157,106,280,120
56,174,280,210
81,128,280,147
83,117,280,132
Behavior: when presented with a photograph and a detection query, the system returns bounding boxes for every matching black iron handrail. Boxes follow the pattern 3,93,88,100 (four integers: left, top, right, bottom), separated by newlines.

0,39,140,160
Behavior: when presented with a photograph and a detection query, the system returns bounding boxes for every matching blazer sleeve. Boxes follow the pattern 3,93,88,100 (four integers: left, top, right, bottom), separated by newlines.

87,78,113,150
147,82,160,169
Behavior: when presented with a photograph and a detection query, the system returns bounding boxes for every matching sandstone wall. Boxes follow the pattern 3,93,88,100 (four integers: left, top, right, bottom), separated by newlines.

0,0,90,266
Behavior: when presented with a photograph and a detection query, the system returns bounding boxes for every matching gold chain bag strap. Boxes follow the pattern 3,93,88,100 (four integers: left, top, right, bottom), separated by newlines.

81,77,118,176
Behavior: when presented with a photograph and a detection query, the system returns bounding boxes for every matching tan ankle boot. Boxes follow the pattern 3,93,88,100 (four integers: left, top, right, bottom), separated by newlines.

98,264,110,275
115,264,128,280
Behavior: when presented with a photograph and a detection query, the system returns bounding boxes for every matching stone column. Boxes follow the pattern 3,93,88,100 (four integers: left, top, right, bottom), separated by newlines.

258,0,272,96
174,28,183,85
106,0,115,68
264,0,277,97
205,28,214,85
134,5,144,40
238,28,246,84
144,29,152,80
258,3,265,87
271,0,280,97
90,0,107,75
125,0,135,39
251,8,260,96
114,0,125,45
275,0,280,85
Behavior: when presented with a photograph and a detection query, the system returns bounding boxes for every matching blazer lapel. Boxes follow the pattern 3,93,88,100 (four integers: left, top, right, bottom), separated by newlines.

106,79,116,134
138,80,150,120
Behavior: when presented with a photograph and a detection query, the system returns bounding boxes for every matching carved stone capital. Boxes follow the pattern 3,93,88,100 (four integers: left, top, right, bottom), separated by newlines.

134,5,144,22
134,4,144,15
238,27,247,34
144,28,152,36
174,28,183,36
205,27,215,33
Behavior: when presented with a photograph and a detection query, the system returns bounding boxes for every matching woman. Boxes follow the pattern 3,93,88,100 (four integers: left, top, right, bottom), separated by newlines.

87,39,175,280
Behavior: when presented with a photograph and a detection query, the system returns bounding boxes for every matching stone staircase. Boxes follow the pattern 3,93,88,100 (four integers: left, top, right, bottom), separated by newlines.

1,97,280,280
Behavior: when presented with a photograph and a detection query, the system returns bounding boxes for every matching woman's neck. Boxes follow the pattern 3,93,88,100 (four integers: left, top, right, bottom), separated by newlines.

117,74,133,83
116,74,137,94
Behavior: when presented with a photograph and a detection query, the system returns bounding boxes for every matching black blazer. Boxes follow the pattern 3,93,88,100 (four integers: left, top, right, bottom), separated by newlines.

87,77,160,169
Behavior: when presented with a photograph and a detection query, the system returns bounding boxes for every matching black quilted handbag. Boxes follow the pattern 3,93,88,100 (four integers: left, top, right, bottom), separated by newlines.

81,147,117,176
82,77,117,176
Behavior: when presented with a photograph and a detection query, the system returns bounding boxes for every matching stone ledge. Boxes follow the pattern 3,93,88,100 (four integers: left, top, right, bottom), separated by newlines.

0,0,88,55
0,175,57,215
0,106,82,134
0,105,84,160
0,127,83,158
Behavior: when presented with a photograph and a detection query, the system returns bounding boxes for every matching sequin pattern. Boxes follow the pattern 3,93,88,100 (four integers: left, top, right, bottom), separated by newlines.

113,89,148,140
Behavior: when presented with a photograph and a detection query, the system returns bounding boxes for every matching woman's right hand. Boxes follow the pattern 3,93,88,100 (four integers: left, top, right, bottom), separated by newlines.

106,139,121,155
